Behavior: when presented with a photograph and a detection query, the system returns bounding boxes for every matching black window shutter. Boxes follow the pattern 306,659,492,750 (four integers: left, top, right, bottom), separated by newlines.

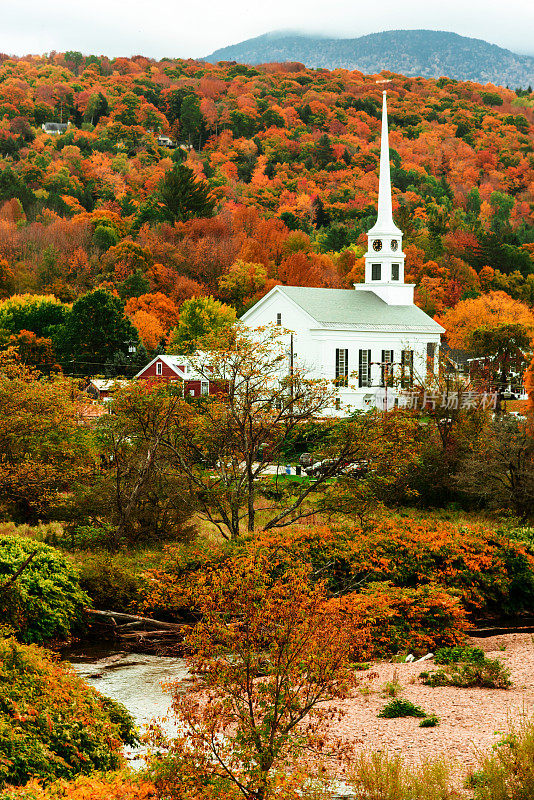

336,348,348,386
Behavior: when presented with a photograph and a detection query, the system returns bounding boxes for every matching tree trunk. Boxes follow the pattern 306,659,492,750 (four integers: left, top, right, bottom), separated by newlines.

114,439,160,548
247,459,255,532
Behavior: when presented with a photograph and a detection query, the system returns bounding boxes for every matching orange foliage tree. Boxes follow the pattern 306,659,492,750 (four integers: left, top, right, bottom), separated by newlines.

125,291,180,332
439,290,534,350
129,308,164,351
146,552,355,800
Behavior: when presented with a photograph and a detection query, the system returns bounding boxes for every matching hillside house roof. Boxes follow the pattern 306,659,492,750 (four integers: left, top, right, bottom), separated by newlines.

135,354,189,378
88,379,130,392
42,122,69,133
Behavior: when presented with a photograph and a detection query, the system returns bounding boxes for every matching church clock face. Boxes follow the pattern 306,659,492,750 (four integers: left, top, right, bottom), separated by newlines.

391,239,399,251
372,239,382,252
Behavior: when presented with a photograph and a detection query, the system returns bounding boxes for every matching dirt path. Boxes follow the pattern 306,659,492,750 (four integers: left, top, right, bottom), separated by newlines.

324,633,534,782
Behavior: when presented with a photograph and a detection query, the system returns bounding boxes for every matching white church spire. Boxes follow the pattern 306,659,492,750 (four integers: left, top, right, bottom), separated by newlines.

369,91,401,236
354,90,415,304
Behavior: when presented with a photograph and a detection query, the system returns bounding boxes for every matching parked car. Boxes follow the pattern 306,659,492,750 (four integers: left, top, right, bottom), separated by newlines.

299,452,314,469
305,459,369,478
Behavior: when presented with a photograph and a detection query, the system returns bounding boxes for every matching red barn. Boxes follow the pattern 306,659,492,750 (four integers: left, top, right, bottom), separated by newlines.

135,355,218,398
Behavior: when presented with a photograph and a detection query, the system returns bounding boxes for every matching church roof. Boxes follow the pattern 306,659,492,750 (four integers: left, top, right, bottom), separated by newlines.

276,286,444,333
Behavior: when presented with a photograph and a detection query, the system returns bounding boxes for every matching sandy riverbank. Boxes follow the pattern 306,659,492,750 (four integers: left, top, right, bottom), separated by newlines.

322,632,534,786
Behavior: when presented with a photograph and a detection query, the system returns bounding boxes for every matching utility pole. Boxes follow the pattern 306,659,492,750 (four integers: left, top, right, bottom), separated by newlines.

289,333,294,425
370,359,402,412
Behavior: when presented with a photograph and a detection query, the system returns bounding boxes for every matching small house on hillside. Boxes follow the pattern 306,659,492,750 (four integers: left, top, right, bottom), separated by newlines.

41,122,70,135
135,354,218,397
157,135,176,148
82,378,130,402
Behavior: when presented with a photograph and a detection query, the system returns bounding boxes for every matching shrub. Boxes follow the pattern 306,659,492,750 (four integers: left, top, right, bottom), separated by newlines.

144,549,470,659
434,645,486,665
378,699,427,718
77,553,144,612
329,582,469,661
346,752,457,800
422,656,511,689
358,519,534,615
467,720,534,799
65,524,117,551
140,538,233,620
4,774,156,799
252,518,534,616
419,714,440,727
0,536,90,643
0,636,137,787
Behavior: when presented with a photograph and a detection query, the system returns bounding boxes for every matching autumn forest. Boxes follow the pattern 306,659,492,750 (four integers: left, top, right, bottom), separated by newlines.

0,51,532,369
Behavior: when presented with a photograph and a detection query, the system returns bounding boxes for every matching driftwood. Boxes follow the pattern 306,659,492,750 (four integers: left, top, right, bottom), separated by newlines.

84,608,188,653
85,608,185,631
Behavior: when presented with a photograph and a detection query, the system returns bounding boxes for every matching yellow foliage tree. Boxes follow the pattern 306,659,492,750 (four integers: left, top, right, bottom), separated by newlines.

439,291,534,350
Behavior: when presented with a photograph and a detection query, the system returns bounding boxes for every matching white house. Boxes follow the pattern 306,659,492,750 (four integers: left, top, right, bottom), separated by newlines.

41,122,70,135
241,91,444,415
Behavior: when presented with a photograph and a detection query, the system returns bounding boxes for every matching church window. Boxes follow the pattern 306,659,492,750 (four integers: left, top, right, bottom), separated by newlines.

156,361,162,376
276,313,282,326
335,348,348,387
381,350,394,387
401,350,414,388
391,263,400,281
371,263,381,281
358,349,371,388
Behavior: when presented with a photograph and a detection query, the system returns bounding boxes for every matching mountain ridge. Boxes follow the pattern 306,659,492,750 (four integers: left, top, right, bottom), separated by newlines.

204,29,534,88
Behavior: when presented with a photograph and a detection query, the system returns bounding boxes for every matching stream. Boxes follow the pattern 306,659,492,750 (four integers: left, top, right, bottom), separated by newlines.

62,643,189,765
61,643,353,797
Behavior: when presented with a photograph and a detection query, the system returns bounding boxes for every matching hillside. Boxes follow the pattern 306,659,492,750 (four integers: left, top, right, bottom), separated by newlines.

0,52,532,363
205,29,534,88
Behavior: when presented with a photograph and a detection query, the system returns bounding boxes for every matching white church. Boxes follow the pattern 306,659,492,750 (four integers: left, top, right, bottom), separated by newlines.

241,92,444,414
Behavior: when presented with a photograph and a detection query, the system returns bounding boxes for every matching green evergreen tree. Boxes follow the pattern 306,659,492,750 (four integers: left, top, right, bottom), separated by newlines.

179,94,204,148
0,168,35,212
314,134,335,168
156,165,216,223
53,288,139,375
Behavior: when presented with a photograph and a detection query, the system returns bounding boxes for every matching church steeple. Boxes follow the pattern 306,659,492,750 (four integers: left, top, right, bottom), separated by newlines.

354,91,415,305
369,91,401,237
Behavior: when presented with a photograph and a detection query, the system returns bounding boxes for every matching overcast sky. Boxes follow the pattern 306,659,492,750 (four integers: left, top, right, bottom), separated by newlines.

1,0,533,60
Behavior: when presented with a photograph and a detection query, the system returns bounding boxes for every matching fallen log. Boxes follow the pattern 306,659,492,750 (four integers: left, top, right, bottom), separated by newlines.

119,630,186,639
85,608,185,631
